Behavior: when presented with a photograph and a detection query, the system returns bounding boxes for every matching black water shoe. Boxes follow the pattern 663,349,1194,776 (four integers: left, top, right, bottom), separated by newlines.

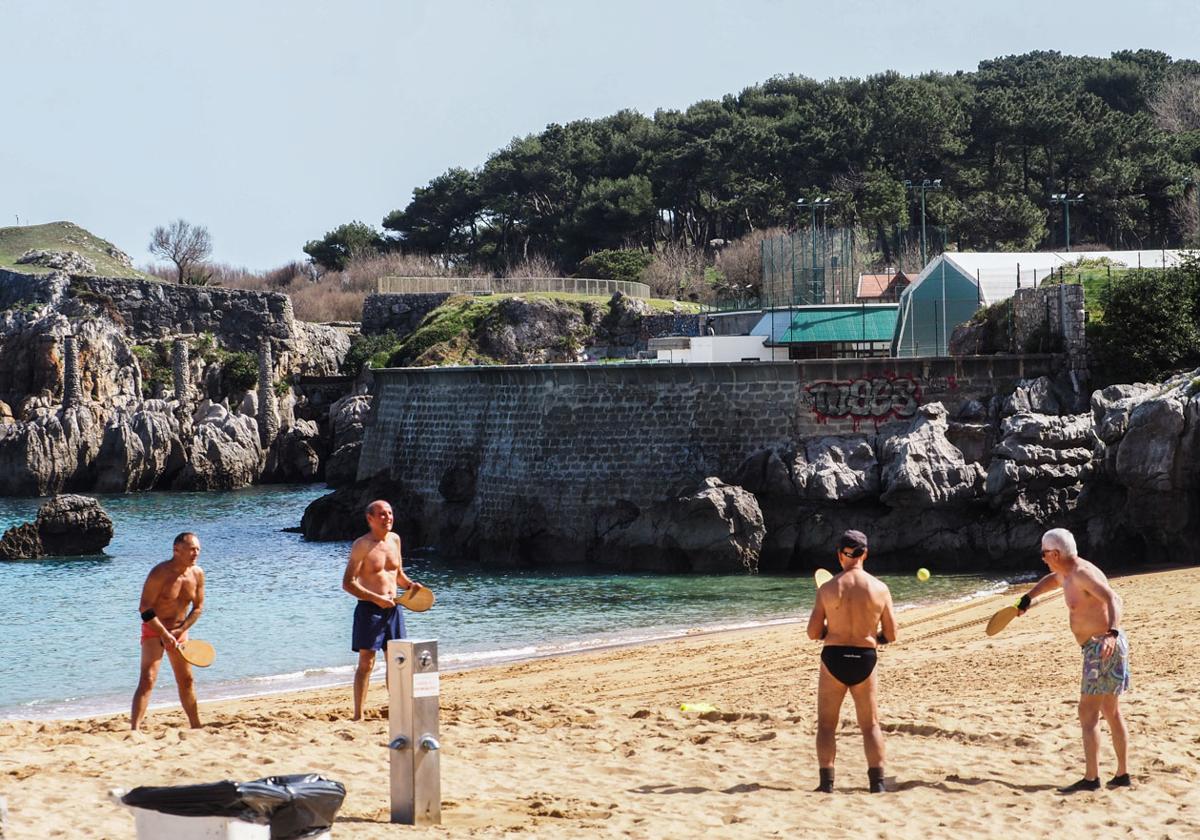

1058,777,1101,794
1106,773,1132,788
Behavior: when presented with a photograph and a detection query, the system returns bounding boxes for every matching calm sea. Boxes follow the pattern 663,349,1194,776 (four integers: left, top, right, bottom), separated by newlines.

0,486,1014,719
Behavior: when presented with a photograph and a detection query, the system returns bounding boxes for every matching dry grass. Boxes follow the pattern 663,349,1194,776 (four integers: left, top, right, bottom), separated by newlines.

501,252,562,279
144,253,565,322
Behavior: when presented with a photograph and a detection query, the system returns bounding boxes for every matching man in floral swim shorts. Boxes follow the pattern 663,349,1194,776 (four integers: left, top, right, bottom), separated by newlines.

1015,528,1131,793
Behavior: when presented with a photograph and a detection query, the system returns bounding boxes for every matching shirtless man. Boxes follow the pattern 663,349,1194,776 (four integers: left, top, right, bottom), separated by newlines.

342,500,416,720
131,532,205,730
806,529,898,794
1016,527,1130,793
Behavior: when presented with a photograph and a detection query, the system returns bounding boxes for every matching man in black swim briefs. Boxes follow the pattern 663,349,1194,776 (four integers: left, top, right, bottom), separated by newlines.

806,529,898,793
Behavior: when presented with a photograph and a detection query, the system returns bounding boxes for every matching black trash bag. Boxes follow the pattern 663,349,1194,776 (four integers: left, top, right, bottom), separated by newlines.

255,775,346,839
122,774,346,839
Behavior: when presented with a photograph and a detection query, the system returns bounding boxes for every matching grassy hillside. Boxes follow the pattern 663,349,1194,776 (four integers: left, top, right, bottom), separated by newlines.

0,221,150,279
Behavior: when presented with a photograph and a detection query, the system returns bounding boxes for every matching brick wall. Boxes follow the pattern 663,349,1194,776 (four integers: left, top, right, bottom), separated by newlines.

359,356,1062,545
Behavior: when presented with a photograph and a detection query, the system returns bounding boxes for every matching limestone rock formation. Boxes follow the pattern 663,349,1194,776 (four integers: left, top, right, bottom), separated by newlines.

575,478,765,572
34,494,114,555
171,402,264,491
262,419,324,483
0,494,113,560
0,522,41,561
879,404,985,508
324,394,372,487
477,297,591,364
16,249,97,275
792,436,880,502
94,402,189,493
299,475,424,543
662,479,764,573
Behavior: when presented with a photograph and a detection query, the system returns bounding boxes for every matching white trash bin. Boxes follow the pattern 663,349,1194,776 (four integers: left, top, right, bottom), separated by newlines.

129,807,270,840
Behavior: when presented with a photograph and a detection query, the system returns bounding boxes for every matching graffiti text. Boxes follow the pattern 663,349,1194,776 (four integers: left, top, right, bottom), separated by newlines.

807,375,922,428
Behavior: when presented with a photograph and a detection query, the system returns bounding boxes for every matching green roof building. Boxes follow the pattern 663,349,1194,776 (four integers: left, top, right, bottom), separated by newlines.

751,304,898,359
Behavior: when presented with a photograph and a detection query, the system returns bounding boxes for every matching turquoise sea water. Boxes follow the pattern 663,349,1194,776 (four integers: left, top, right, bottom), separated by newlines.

0,486,1016,719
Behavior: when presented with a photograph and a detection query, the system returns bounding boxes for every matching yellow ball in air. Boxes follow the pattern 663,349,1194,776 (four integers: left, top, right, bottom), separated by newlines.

916,568,931,582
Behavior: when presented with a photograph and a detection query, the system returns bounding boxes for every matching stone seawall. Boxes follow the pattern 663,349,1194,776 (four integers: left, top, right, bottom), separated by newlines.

359,356,1063,562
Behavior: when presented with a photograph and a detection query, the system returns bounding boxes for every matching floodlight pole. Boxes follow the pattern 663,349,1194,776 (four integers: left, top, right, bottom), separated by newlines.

1050,193,1085,251
904,179,942,268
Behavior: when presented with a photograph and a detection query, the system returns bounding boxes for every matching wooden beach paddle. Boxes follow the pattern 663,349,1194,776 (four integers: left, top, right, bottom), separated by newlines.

395,582,436,612
177,639,216,667
985,602,1023,637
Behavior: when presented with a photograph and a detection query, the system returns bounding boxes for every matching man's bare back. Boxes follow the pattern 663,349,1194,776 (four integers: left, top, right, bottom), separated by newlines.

816,568,895,648
805,530,896,794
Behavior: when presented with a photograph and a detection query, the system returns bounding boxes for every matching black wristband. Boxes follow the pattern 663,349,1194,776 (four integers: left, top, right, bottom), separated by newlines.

1107,628,1119,638
140,608,156,623
877,632,891,645
1017,594,1032,612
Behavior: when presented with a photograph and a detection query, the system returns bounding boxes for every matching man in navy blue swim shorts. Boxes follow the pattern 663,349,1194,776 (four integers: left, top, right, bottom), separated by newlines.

341,500,414,720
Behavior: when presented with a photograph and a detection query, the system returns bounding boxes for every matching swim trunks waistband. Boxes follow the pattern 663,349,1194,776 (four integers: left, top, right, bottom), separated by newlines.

140,623,189,644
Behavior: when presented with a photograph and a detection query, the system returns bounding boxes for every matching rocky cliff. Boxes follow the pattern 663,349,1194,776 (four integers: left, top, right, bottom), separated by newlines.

0,269,351,495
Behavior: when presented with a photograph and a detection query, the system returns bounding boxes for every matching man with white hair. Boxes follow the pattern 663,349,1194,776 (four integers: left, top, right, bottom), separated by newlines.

1016,528,1130,793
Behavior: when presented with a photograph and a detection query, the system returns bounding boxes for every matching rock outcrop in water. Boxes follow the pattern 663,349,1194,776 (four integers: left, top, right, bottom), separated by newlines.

0,494,113,560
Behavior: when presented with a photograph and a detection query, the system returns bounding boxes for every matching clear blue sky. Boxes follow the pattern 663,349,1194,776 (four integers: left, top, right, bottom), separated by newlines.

2,0,1197,271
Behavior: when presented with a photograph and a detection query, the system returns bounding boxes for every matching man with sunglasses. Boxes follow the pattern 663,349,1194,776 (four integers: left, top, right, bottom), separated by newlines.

1015,528,1130,793
806,529,898,793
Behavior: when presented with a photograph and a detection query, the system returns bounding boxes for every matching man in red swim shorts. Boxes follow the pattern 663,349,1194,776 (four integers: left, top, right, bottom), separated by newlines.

130,532,205,730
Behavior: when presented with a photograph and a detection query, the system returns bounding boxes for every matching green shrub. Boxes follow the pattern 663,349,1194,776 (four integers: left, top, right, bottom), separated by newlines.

132,343,171,397
1090,260,1200,383
965,298,1015,354
221,351,258,394
342,330,403,376
577,249,652,284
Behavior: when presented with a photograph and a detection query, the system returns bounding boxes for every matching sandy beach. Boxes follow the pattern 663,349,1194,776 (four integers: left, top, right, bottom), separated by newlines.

2,566,1197,838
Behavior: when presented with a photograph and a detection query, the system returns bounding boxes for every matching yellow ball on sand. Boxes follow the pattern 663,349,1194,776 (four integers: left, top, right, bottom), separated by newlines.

916,568,931,582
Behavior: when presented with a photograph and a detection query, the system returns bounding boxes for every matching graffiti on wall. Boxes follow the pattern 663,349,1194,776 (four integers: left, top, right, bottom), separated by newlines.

807,374,922,427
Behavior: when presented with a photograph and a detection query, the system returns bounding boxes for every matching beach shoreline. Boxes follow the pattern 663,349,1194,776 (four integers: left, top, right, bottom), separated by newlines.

1,569,1017,723
2,565,1197,838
